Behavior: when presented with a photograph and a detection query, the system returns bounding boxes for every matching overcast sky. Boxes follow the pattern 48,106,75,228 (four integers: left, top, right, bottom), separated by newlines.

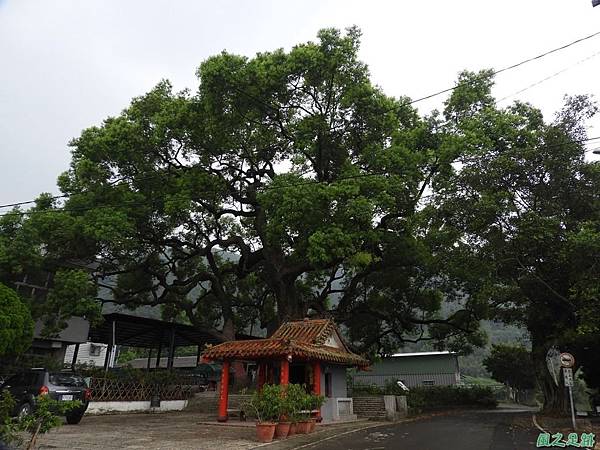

1,0,599,207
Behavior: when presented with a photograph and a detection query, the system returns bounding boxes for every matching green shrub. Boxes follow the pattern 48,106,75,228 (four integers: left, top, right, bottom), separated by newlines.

284,383,309,422
351,382,384,395
246,384,282,423
0,392,82,449
407,385,498,412
0,391,20,448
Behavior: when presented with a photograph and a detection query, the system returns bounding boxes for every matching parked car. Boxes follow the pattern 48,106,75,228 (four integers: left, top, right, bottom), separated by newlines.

0,369,91,424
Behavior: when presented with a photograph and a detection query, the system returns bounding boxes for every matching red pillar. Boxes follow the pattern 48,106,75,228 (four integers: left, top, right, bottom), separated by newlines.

312,361,322,421
280,359,289,385
217,360,230,422
257,362,266,390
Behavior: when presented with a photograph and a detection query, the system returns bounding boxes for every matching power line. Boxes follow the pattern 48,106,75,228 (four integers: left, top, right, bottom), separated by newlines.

407,29,600,105
498,49,600,102
3,30,600,214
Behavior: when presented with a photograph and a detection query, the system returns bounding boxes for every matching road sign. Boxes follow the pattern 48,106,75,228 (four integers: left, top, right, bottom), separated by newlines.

560,352,575,368
563,367,574,387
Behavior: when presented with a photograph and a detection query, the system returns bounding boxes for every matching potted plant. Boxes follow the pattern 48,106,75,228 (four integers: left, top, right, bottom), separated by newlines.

308,393,326,431
246,384,281,443
274,385,293,439
295,388,313,434
285,384,306,435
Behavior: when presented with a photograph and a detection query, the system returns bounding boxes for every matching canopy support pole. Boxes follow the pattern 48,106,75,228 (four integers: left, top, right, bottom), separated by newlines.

312,361,322,421
218,360,230,422
280,359,289,385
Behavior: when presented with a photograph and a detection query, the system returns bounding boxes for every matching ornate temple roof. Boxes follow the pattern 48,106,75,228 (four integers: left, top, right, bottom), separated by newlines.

202,318,369,367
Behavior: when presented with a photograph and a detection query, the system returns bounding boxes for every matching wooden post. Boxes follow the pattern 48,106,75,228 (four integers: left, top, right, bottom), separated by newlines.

280,359,289,385
217,360,230,422
312,361,322,421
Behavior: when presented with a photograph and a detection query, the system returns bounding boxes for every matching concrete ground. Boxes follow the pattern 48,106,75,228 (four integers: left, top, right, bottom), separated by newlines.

36,411,376,450
37,411,257,450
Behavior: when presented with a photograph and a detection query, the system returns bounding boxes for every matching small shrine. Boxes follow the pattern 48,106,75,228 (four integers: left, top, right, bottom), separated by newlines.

201,318,369,423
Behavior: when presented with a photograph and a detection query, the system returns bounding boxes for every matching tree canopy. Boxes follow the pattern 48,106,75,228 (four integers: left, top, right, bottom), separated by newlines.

34,27,485,351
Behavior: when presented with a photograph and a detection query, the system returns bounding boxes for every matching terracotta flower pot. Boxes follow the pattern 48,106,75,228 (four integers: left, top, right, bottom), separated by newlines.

296,420,311,434
275,421,291,439
256,422,277,443
309,418,316,432
288,422,297,436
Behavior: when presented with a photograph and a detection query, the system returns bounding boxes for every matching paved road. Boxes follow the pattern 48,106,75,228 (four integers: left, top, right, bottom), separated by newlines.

307,409,541,450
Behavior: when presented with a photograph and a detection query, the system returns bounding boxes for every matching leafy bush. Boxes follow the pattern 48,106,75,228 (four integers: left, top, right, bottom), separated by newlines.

351,382,385,395
245,384,282,423
407,386,498,412
0,391,19,448
283,383,308,422
245,383,324,424
0,392,82,449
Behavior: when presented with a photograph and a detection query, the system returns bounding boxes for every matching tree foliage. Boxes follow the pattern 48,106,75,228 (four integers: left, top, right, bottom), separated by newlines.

430,72,600,412
0,196,102,339
0,282,33,356
42,27,486,352
483,344,535,390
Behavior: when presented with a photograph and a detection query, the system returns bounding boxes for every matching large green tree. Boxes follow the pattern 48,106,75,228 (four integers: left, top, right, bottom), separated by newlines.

431,71,600,413
44,27,484,350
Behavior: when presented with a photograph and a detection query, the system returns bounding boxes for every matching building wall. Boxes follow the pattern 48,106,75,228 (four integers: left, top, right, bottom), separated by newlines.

64,342,112,367
323,365,347,398
352,354,460,388
352,371,459,388
321,364,353,422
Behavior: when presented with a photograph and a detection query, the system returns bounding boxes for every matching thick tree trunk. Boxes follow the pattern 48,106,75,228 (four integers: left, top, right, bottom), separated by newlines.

221,316,236,341
274,278,307,325
531,335,568,415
